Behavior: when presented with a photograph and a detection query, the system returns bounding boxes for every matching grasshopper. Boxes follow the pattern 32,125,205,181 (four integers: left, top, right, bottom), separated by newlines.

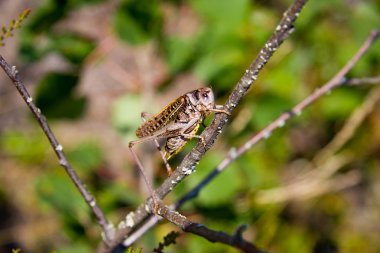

128,87,229,208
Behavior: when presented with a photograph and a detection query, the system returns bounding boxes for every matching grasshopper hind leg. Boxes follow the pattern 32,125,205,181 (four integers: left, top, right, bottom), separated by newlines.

141,112,173,176
128,141,160,213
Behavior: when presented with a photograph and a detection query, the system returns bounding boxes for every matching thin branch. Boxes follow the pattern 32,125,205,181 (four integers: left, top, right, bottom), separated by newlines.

154,202,264,253
347,76,380,86
0,55,113,241
176,30,380,207
97,0,308,251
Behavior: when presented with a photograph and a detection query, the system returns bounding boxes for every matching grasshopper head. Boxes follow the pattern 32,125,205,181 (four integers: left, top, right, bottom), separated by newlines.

188,87,215,111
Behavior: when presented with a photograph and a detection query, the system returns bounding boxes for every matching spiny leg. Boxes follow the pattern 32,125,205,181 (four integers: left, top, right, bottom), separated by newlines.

154,140,173,176
141,112,173,176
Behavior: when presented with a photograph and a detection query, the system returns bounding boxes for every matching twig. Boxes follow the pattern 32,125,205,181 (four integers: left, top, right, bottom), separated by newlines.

97,0,308,251
154,202,264,253
153,231,181,253
176,30,380,207
0,55,113,241
0,9,31,46
347,76,380,86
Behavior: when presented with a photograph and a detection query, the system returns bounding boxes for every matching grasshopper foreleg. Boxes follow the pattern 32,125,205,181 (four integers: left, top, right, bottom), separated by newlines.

210,105,230,115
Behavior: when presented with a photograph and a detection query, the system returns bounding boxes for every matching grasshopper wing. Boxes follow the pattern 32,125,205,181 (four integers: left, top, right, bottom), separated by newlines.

136,96,186,138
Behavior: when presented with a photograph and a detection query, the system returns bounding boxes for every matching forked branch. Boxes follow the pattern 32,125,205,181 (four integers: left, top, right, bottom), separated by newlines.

121,32,380,247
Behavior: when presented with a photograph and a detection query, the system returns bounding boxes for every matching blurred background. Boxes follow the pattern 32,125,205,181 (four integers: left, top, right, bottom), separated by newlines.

1,0,380,252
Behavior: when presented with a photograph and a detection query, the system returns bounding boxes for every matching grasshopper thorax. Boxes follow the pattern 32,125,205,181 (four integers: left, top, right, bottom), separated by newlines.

186,87,215,112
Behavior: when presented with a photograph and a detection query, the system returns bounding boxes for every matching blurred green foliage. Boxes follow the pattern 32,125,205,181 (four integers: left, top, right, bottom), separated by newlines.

1,0,380,253
112,93,147,141
1,130,48,164
20,0,97,62
114,0,163,44
35,72,87,119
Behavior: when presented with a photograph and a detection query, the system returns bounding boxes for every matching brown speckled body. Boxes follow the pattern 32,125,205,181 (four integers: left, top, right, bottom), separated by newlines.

134,87,225,160
163,99,204,159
